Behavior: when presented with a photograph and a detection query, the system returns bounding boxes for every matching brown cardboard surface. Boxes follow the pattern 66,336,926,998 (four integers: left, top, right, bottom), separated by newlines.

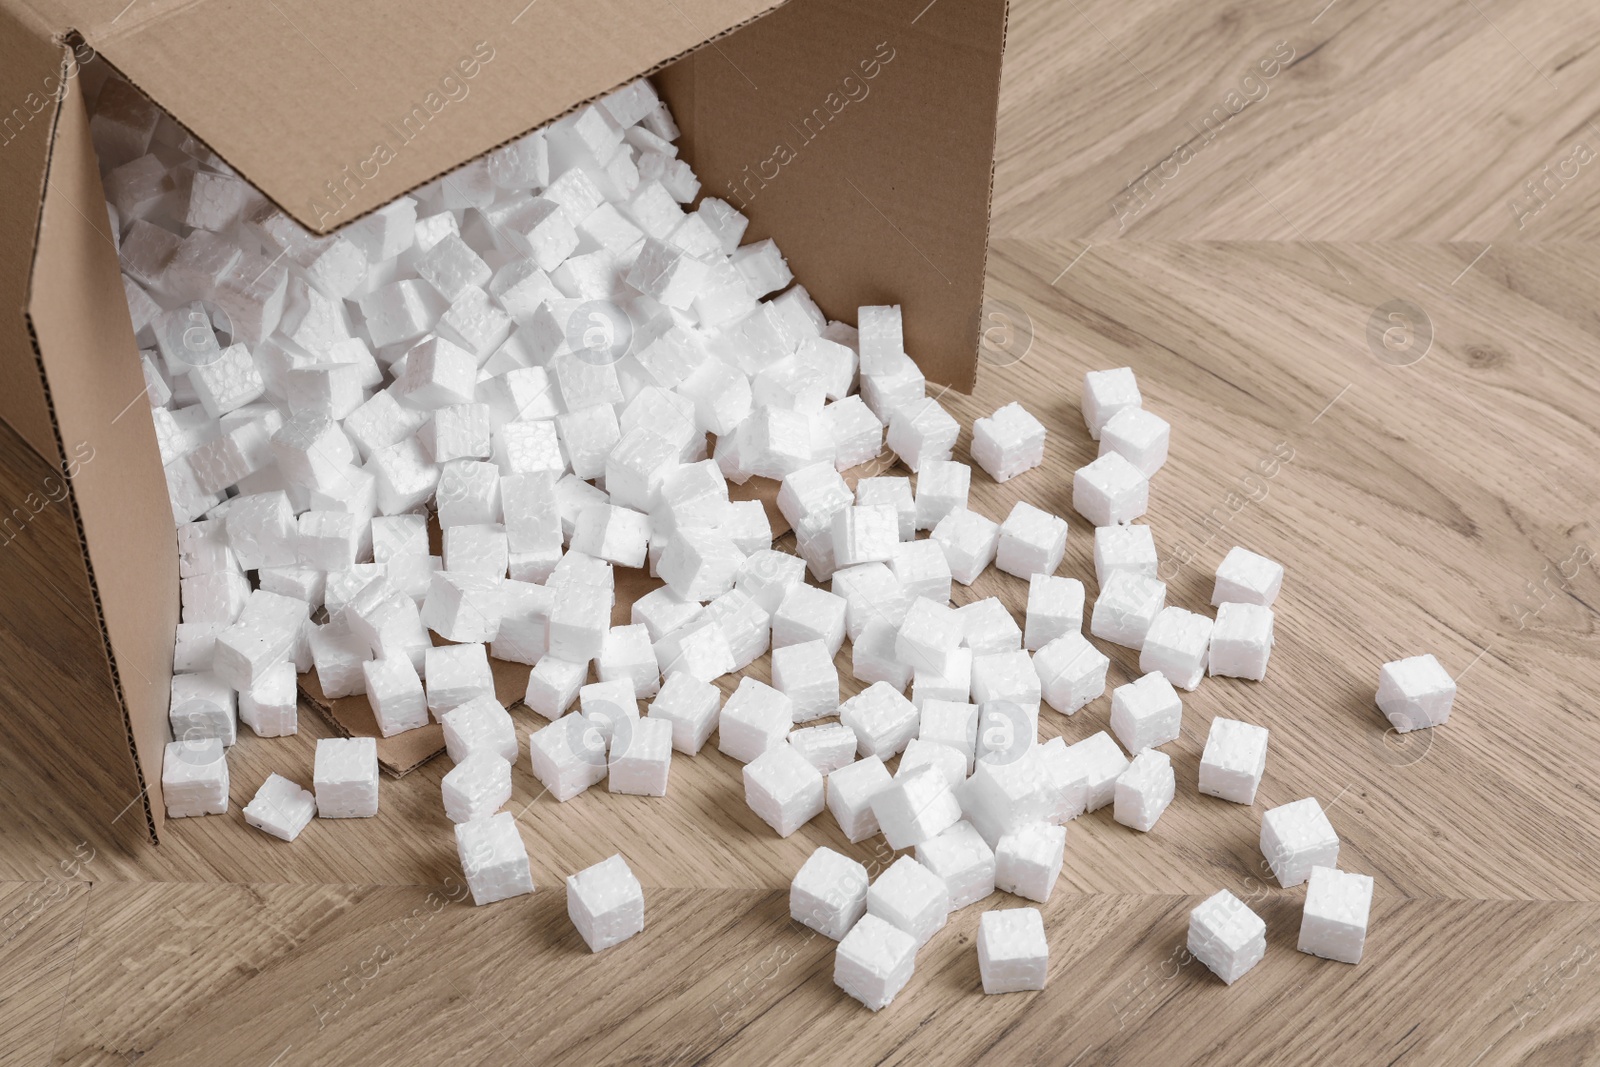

25,63,176,842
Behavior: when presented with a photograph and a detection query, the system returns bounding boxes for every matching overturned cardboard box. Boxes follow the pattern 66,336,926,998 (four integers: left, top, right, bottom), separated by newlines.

0,0,1008,842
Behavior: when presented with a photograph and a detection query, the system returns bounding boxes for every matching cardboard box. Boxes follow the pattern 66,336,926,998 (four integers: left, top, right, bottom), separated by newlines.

0,0,1008,841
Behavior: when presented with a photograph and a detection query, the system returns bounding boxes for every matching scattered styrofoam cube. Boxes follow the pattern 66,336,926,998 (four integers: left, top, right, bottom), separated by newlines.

362,655,429,737
970,650,1041,713
242,773,316,841
919,699,980,774
866,855,950,948
525,656,587,719
792,846,870,940
609,715,674,797
978,907,1048,993
839,682,920,761
788,722,859,775
162,737,229,818
425,643,496,716
1090,571,1167,650
1109,672,1182,754
873,764,963,849
718,678,794,763
744,743,826,836
1069,731,1129,812
1094,524,1157,585
1098,406,1169,476
1113,749,1174,832
567,854,645,952
1072,452,1149,527
771,584,847,656
1375,653,1455,733
441,750,513,824
528,713,609,801
1213,546,1285,607
916,820,996,909
239,661,298,737
930,507,1000,586
1188,890,1266,985
1138,606,1213,691
1081,367,1141,440
855,477,915,540
956,749,1053,847
896,596,964,675
887,541,950,610
995,501,1068,580
647,671,722,755
770,639,839,723
832,504,899,567
834,913,917,1012
1261,797,1340,888
994,822,1066,903
1024,575,1084,653
972,402,1046,483
736,549,807,616
313,737,379,819
1209,602,1274,681
1298,865,1374,964
456,812,535,906
914,459,970,533
1199,717,1270,805
828,756,894,842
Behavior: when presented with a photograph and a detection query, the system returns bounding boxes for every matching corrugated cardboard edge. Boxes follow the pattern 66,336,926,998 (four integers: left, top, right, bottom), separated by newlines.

20,38,158,843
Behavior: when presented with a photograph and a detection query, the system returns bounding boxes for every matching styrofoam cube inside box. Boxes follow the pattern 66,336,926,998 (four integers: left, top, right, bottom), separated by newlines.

872,763,962,849
834,913,917,1012
792,846,870,940
1261,797,1341,887
1375,653,1456,733
1073,453,1150,527
912,647,972,711
525,656,587,720
993,821,1066,903
1188,890,1266,985
828,756,893,842
788,722,858,774
1139,606,1213,691
240,660,298,737
455,811,536,907
162,738,229,818
567,853,645,952
771,584,847,656
958,598,1022,657
855,477,916,540
1093,524,1157,585
243,773,316,841
441,750,513,824
1199,717,1270,804
1298,865,1374,964
770,639,839,723
1090,571,1168,650
1024,576,1084,654
914,459,971,532
609,715,674,797
1114,749,1175,832
1070,731,1129,812
425,643,495,716
1209,602,1275,681
313,737,379,819
170,670,238,746
972,402,1047,483
528,712,609,801
718,678,794,763
931,507,1001,586
977,907,1048,994
994,501,1068,580
1213,545,1285,607
744,743,826,836
867,855,950,947
840,682,920,761
1098,406,1169,477
1109,672,1183,754
647,671,722,754
915,820,996,910
1082,367,1141,440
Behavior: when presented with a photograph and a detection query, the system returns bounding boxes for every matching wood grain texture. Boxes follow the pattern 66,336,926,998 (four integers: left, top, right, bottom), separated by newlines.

5,0,1600,1063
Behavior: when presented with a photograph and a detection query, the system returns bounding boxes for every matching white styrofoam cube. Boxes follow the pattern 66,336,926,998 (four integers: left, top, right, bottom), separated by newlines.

872,764,962,849
242,773,316,841
169,671,237,746
631,585,704,643
930,506,1000,586
717,678,794,763
647,671,722,754
239,660,298,737
1261,797,1341,887
1072,452,1149,527
424,642,495,716
919,699,980,775
1090,571,1167,650
792,846,870,940
788,722,860,775
850,619,912,691
970,650,1041,712
831,504,900,568
855,477,915,540
736,550,807,617
455,812,535,906
886,397,960,472
1069,731,1129,812
895,597,964,675
1209,602,1275,681
548,581,612,665
658,528,746,602
609,715,674,797
1298,865,1374,964
362,655,429,737
839,682,920,761
1024,575,1084,653
995,501,1068,580
828,756,893,842
524,656,587,720
914,459,970,533
1199,717,1270,805
866,855,950,948
972,402,1046,483
978,907,1049,993
1113,749,1174,832
1375,653,1455,733
912,649,972,712
955,749,1054,847
994,822,1066,903
1110,672,1182,752
821,395,884,471
834,913,916,1012
744,743,826,836
439,694,519,765
1099,406,1169,476
1213,545,1285,607
528,712,609,801
1081,367,1141,440
579,679,641,748
162,738,229,818
1188,890,1266,985
770,639,839,723
567,854,645,952
915,820,996,909
1139,606,1213,692
596,623,662,699
313,737,379,819
441,750,513,824
884,542,949,612
957,598,1021,659
1094,524,1158,585
771,584,847,656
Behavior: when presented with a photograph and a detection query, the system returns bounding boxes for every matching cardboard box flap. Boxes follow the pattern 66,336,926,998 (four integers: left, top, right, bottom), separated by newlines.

79,0,786,232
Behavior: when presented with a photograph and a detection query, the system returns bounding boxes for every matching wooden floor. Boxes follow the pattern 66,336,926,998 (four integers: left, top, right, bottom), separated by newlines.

7,0,1600,1063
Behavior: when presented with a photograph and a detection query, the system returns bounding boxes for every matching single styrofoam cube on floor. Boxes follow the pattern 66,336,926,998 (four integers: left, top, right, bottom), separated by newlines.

832,504,900,568
771,584,848,656
1189,890,1266,985
914,459,970,533
1090,571,1167,650
362,655,428,737
896,596,964,675
978,907,1048,993
855,477,916,540
1298,865,1374,964
1094,524,1157,585
1024,575,1084,654
919,699,980,774
528,713,609,801
609,715,674,797
525,656,587,719
887,396,960,472
313,737,378,818
793,846,870,940
896,738,967,790
1110,672,1183,753
872,764,962,849
971,651,1041,712
1375,653,1456,733
442,750,513,824
425,642,495,716
744,743,826,836
834,913,917,1012
1098,406,1169,476
567,854,645,952
1213,546,1284,607
439,694,519,765
1209,602,1275,681
718,678,795,763
1082,367,1141,440
238,661,297,738
1140,607,1214,690
995,501,1068,580
867,855,951,947
771,639,839,723
839,682,920,760
993,822,1066,903
1261,797,1340,888
242,773,316,841
1114,749,1174,832
647,672,722,754
972,402,1047,484
916,820,996,909
828,756,893,842
788,722,859,774
1070,731,1129,812
1073,453,1149,527
456,811,536,906
162,738,229,818
931,507,1001,586
1199,717,1270,804
913,647,973,711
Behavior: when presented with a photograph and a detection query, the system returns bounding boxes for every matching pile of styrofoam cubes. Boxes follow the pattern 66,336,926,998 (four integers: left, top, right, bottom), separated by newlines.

95,69,1456,993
